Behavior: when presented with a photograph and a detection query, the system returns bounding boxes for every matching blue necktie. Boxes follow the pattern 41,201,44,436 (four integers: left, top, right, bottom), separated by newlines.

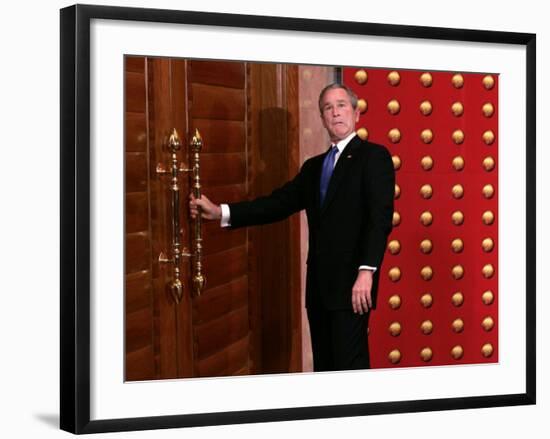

320,145,338,205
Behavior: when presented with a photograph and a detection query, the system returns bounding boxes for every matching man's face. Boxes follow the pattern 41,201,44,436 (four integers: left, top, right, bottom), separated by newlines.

320,88,360,143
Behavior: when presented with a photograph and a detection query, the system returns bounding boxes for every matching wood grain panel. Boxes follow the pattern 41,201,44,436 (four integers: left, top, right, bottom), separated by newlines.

147,58,179,378
246,63,297,374
285,65,303,373
191,119,245,154
126,152,148,193
171,59,188,143
189,60,245,89
201,225,246,256
125,56,145,74
234,365,250,376
126,71,146,113
125,346,155,381
126,308,153,352
195,306,249,359
169,58,196,379
202,246,248,291
126,232,150,274
246,62,262,375
124,57,154,382
200,184,247,205
126,192,149,234
153,275,178,379
193,276,248,324
196,336,249,377
126,270,152,314
125,112,147,152
189,84,245,121
200,153,246,187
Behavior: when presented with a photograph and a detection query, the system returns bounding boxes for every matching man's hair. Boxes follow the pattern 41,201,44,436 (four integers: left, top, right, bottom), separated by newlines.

318,83,358,113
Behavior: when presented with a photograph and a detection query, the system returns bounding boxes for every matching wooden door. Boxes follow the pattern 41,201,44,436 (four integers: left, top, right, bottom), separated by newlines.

125,56,193,380
124,57,303,380
187,60,253,377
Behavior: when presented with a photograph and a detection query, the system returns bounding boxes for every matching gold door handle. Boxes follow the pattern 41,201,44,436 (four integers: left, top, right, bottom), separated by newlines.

157,128,206,303
156,129,187,303
189,129,206,296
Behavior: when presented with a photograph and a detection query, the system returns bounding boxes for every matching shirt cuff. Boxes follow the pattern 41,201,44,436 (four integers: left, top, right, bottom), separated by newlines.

359,265,377,272
220,203,231,227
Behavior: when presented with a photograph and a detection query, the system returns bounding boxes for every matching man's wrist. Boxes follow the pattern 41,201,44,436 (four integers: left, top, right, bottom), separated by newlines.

359,265,377,272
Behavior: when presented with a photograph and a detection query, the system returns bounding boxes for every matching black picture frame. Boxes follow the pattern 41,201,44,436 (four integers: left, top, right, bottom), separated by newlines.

60,3,536,434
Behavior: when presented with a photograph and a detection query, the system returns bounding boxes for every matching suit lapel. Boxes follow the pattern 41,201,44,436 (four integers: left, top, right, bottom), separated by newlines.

320,136,360,215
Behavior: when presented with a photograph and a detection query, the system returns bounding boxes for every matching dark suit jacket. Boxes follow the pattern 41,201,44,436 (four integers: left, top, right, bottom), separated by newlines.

229,135,395,310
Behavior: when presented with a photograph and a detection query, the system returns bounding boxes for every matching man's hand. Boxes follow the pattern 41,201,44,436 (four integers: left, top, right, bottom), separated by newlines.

351,269,374,314
189,194,222,220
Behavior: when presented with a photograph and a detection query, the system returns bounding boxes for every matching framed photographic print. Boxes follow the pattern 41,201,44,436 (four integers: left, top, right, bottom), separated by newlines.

60,4,536,434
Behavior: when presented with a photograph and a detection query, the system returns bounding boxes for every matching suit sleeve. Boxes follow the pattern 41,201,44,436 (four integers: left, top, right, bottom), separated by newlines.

360,145,395,267
228,160,310,228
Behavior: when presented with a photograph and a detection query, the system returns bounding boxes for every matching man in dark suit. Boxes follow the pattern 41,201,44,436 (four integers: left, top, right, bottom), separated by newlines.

190,83,395,372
